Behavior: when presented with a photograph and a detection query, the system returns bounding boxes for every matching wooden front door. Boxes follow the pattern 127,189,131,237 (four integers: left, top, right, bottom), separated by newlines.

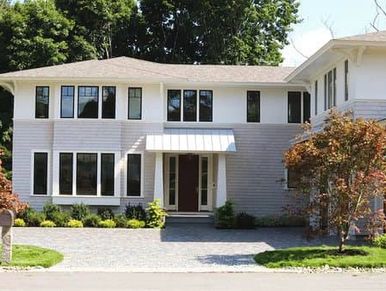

178,154,199,212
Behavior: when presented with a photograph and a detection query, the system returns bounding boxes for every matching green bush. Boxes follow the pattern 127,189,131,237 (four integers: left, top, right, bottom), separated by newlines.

114,214,128,228
14,218,26,227
40,220,56,227
215,200,234,229
70,203,91,222
146,200,167,228
127,219,146,229
255,215,306,227
50,211,71,227
125,203,146,220
84,214,101,227
42,203,61,221
25,210,46,227
235,212,256,229
97,208,115,220
67,219,83,228
98,219,116,228
373,234,386,248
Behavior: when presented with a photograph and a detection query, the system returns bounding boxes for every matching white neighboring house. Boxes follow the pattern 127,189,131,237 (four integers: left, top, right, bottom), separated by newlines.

0,30,385,218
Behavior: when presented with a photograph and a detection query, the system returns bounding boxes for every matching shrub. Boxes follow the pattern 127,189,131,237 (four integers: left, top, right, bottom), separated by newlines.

40,220,56,227
25,210,46,227
146,200,167,228
373,234,386,249
114,214,128,228
97,208,115,220
215,200,234,229
14,218,26,227
67,219,83,228
235,212,255,229
98,219,116,228
50,211,71,227
84,214,101,227
70,203,90,222
255,215,306,227
127,219,146,229
42,203,61,221
125,203,146,220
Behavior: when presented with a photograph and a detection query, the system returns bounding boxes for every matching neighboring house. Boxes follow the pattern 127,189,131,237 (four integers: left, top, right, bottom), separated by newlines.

0,30,385,218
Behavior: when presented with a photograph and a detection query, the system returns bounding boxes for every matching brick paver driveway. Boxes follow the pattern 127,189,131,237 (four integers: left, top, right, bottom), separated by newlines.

13,225,331,272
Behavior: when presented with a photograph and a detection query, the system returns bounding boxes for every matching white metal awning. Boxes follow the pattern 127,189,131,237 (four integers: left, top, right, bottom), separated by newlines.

146,128,236,153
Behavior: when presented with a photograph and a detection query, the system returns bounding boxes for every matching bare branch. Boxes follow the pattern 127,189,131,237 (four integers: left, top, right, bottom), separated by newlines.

289,37,309,59
321,16,335,38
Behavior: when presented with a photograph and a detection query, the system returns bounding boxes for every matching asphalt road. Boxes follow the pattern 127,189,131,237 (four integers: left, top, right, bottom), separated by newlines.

0,272,385,291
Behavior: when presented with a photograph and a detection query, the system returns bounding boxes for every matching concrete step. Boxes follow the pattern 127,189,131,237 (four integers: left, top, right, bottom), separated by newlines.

166,213,214,224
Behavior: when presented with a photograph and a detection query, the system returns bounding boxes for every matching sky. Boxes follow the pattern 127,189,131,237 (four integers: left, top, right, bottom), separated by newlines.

282,0,386,66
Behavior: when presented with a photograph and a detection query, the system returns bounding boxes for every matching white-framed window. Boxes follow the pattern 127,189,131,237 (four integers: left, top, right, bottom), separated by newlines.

125,152,144,197
288,91,310,124
324,68,336,110
31,150,50,195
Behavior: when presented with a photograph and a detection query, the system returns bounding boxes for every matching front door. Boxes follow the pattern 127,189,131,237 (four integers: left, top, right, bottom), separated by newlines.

178,154,199,212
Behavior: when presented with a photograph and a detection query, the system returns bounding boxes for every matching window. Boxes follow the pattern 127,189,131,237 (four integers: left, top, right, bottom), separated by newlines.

288,92,301,123
102,86,116,119
78,86,98,118
128,87,142,120
59,153,73,195
35,86,49,118
33,152,48,195
287,168,298,189
168,156,176,205
61,86,74,118
314,81,318,115
127,154,141,196
324,68,336,110
101,154,115,196
76,153,97,195
344,60,349,101
167,90,181,121
183,90,197,121
200,157,208,206
303,92,311,123
199,90,213,122
247,91,260,122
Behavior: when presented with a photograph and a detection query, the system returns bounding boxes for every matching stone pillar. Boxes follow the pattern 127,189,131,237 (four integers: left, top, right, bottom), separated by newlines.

154,152,164,206
1,226,12,263
216,154,227,208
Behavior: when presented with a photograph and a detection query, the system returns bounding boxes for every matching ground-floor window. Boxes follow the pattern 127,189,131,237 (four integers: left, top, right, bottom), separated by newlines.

127,154,142,196
33,152,48,195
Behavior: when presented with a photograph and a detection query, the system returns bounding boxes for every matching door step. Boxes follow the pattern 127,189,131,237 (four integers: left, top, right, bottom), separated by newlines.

166,213,214,224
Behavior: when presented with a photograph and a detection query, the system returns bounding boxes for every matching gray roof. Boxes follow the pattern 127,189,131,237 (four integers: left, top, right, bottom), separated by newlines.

339,30,386,42
0,57,295,84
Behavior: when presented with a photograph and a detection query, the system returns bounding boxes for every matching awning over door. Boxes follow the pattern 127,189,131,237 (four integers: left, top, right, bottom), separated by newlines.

146,128,236,153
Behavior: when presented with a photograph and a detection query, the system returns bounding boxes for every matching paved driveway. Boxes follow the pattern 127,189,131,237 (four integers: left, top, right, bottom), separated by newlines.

12,225,331,272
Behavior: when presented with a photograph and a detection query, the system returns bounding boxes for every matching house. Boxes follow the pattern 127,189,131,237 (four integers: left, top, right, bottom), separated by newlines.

0,30,385,218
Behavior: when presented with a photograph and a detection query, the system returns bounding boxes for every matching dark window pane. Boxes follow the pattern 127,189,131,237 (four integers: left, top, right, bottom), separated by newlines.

169,156,176,205
61,86,74,118
201,157,208,206
333,68,337,106
128,88,142,119
288,92,301,123
324,74,327,110
102,86,116,119
327,71,333,109
33,153,48,195
167,90,181,121
247,91,260,122
345,60,349,101
35,86,49,118
183,90,197,121
59,153,73,195
127,154,141,196
287,168,298,189
314,81,318,115
76,153,97,195
199,90,213,122
303,92,311,123
78,86,98,118
101,154,115,196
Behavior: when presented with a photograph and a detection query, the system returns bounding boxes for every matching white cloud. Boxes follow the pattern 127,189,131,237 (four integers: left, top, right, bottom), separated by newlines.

281,27,332,67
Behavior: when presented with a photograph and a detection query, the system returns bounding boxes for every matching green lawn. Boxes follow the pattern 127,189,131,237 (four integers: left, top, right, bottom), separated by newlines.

0,245,63,268
254,246,386,268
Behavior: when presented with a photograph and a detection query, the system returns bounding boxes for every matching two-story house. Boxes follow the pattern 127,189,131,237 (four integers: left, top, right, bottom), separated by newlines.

0,30,385,218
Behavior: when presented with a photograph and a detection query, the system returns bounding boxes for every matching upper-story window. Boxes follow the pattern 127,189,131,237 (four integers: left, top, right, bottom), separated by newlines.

324,68,336,110
35,86,49,119
128,87,142,120
288,91,310,124
78,86,99,118
61,86,74,118
314,81,318,115
247,91,260,123
344,60,349,101
167,89,213,122
102,86,116,119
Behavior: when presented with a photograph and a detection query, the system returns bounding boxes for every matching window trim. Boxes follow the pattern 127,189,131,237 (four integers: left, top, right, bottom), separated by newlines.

77,86,99,119
102,86,116,119
60,85,75,119
128,87,142,120
246,90,261,123
35,86,50,119
31,150,50,196
125,151,144,198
